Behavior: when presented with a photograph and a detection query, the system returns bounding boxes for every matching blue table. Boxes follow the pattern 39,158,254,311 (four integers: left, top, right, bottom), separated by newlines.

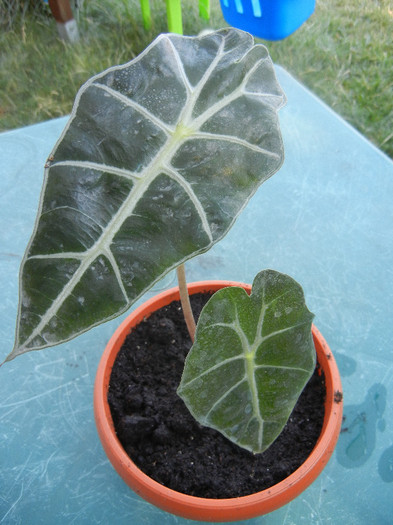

1,66,392,524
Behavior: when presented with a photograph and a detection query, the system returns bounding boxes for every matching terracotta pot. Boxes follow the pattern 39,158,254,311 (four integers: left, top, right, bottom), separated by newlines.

94,281,343,522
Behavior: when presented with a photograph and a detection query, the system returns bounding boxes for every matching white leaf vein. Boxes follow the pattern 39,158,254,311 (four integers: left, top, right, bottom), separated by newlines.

180,354,243,390
261,321,310,344
204,376,247,422
179,36,226,125
166,37,192,96
192,131,280,158
192,54,267,131
161,164,213,243
39,205,104,231
93,83,174,135
52,160,142,181
103,248,129,302
254,364,310,373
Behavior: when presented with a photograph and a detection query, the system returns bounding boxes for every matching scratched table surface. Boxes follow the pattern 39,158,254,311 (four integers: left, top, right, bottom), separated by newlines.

1,66,392,525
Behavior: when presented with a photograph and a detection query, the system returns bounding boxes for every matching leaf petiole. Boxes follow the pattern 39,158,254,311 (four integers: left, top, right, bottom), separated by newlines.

176,264,196,343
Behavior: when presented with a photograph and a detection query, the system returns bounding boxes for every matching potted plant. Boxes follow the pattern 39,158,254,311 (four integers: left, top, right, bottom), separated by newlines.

94,275,342,521
5,28,342,521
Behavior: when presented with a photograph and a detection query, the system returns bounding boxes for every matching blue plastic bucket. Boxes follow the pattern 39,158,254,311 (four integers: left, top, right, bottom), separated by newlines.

219,0,315,40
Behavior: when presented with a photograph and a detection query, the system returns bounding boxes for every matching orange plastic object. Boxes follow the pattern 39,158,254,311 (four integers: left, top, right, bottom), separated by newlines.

94,281,343,522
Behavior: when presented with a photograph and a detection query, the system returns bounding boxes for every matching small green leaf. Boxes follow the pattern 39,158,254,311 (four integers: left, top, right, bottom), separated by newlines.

177,270,315,453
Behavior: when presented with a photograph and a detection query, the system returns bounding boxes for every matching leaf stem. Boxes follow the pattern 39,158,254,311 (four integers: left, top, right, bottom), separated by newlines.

176,264,196,343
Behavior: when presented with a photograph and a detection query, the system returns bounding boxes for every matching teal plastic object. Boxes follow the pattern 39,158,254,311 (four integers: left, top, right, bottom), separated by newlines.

219,0,315,40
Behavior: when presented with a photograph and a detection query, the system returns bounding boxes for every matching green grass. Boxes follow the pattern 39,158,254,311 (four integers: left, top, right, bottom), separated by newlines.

267,0,393,158
1,0,392,158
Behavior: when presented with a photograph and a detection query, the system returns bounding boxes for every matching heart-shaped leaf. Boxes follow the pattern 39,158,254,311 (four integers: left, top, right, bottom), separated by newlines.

177,270,315,453
9,29,286,361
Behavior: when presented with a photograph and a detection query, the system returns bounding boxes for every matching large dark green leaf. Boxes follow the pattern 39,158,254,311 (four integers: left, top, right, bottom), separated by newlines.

9,29,286,361
177,270,315,453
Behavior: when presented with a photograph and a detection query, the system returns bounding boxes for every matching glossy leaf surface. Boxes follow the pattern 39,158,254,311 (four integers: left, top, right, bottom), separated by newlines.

177,270,315,453
9,29,286,360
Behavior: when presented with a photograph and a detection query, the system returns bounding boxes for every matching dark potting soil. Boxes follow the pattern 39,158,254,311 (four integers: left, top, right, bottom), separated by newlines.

108,293,326,499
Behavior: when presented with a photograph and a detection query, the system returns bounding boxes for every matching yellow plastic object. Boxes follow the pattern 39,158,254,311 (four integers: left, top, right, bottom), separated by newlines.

140,0,210,34
199,0,210,20
140,0,152,30
166,0,183,33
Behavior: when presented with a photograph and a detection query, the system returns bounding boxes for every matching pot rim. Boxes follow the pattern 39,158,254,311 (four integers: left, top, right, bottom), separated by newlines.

94,280,343,521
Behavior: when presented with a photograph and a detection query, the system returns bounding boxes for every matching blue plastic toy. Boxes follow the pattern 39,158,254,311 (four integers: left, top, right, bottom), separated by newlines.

219,0,315,40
